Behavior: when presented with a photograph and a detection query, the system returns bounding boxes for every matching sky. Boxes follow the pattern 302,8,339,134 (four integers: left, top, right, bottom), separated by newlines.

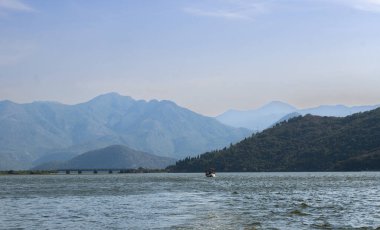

0,0,380,116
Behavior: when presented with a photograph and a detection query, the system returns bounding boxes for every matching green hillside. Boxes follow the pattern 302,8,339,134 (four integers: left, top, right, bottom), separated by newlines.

168,108,380,172
34,145,176,170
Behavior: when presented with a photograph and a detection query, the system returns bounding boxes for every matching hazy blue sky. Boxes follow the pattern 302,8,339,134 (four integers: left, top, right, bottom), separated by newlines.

1,0,380,115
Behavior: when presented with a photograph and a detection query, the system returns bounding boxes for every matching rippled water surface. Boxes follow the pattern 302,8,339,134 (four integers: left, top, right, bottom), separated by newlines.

1,172,379,229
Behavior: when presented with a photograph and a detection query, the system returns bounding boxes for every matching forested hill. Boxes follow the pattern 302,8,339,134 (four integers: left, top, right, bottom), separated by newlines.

34,145,176,170
168,108,380,172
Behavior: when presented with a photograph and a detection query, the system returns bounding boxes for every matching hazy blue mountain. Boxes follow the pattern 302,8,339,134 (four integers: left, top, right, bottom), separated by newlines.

274,112,302,125
216,101,379,131
298,105,379,117
34,145,176,170
216,101,297,131
33,152,79,166
0,93,250,170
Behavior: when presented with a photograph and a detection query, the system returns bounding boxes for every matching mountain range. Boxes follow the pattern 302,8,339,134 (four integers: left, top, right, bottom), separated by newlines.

0,93,250,170
34,145,176,170
169,107,380,172
2,93,379,171
216,101,380,131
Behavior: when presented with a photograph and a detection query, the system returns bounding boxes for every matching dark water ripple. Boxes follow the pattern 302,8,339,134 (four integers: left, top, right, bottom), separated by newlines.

0,172,379,229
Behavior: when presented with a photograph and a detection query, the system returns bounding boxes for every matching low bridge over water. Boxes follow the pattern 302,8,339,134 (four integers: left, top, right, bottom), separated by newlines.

57,168,149,174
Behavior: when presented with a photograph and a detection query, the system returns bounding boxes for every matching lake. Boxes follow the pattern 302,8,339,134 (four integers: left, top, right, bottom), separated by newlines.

1,172,379,229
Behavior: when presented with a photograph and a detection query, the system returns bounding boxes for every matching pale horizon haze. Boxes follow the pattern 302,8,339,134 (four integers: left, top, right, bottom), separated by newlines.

1,0,380,116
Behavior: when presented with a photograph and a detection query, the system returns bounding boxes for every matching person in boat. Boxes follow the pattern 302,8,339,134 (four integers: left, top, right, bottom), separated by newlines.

205,168,216,177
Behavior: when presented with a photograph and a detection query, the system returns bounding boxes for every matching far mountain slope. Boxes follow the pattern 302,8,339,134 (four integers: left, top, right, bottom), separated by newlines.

216,101,296,131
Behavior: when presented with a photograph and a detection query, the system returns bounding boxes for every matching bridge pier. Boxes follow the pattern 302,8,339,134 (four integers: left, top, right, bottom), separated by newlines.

60,169,126,174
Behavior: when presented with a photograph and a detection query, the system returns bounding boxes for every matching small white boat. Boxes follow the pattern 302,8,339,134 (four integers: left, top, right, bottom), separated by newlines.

205,168,216,177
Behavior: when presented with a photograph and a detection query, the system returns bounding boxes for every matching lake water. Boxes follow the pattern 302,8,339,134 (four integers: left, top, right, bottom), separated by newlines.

1,172,379,229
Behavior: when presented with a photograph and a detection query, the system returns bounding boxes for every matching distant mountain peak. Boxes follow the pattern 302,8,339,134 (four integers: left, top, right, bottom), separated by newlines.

84,93,135,107
0,100,17,105
161,99,176,105
90,92,133,101
260,101,297,111
101,92,122,97
148,99,159,103
102,144,134,152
